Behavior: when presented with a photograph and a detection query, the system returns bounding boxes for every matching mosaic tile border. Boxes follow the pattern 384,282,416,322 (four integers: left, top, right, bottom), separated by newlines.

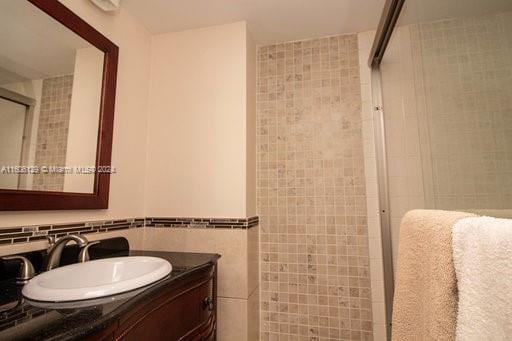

0,216,259,245
0,218,145,246
145,216,259,229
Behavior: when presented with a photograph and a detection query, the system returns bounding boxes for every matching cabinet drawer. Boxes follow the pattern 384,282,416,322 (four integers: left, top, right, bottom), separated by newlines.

115,268,215,341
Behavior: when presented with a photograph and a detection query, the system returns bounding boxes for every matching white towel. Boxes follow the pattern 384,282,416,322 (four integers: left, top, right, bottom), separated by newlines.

452,216,512,341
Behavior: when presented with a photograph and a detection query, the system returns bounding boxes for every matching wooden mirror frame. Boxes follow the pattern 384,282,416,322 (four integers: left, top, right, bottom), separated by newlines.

0,0,119,211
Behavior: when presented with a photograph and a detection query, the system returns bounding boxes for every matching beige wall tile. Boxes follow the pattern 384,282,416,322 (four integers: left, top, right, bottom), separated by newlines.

143,228,249,299
91,227,145,249
248,288,260,341
218,297,248,341
0,228,144,257
143,227,257,341
247,225,260,296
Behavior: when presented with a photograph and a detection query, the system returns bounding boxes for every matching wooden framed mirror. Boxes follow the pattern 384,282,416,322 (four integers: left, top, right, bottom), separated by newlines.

0,0,118,210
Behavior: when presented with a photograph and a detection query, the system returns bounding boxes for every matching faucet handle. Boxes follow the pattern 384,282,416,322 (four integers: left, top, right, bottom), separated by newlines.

1,256,35,284
78,241,100,263
46,235,56,247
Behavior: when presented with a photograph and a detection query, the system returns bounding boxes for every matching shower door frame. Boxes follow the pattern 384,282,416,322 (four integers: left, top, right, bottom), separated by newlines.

367,0,406,339
0,87,36,190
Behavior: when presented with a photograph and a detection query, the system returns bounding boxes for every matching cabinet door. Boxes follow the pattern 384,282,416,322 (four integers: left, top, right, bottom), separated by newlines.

116,270,215,340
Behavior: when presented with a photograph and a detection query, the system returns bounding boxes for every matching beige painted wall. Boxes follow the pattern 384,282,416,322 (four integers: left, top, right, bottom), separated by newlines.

0,12,257,226
0,0,151,232
245,30,257,217
64,47,104,193
145,21,256,218
143,21,259,340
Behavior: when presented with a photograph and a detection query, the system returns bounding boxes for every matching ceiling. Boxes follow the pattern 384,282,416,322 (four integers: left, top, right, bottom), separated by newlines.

122,0,386,44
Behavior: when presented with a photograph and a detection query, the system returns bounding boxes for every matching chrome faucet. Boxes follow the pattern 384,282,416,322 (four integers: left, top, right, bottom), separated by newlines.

1,255,35,284
78,241,100,262
44,234,89,271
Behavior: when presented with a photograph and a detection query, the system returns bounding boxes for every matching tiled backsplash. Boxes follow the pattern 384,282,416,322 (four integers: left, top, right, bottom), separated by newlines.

0,218,144,246
257,35,373,341
0,216,259,245
0,216,259,246
146,216,259,229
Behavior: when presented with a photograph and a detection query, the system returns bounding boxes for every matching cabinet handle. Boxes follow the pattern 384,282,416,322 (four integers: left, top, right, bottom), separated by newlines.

203,297,214,311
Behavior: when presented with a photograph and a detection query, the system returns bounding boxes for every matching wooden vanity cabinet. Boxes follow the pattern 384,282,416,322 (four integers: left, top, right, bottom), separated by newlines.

89,264,217,341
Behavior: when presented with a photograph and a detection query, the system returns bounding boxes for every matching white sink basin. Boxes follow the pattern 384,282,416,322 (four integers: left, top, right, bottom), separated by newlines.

22,256,172,302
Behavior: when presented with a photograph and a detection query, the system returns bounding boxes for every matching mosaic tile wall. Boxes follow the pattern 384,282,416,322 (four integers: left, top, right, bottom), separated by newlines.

32,75,74,191
411,11,512,210
257,35,372,341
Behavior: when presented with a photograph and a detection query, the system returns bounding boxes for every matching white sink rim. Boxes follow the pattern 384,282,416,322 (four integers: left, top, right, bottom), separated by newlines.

22,256,172,302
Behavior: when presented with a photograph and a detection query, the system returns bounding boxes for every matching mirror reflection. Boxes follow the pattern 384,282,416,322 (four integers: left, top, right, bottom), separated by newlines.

0,1,105,194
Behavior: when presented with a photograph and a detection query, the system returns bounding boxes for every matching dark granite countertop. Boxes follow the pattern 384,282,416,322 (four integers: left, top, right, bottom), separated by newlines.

0,250,220,341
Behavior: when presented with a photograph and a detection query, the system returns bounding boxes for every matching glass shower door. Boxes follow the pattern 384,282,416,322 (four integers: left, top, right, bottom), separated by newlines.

379,0,512,268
